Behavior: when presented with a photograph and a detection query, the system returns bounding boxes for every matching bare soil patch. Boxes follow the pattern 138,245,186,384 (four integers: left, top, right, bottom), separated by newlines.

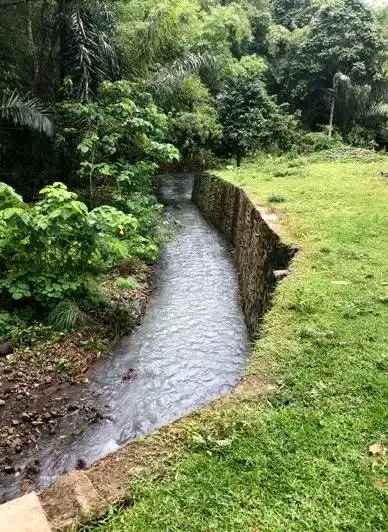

0,265,153,502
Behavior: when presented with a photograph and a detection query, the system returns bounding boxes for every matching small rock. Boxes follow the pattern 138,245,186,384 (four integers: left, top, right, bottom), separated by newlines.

0,400,5,407
122,368,137,382
369,442,386,458
76,458,87,470
0,342,13,357
273,269,289,281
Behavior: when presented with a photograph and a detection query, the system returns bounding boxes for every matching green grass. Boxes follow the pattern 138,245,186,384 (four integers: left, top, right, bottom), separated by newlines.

85,150,388,531
116,276,141,290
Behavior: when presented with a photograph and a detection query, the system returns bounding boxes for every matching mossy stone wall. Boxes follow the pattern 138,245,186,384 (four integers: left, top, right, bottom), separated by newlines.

193,174,293,337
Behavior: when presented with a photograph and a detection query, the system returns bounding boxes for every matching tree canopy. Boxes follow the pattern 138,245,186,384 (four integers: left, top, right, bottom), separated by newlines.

0,0,387,308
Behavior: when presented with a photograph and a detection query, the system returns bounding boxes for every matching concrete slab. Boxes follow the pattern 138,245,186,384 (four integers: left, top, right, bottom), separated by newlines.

41,471,106,530
0,493,51,532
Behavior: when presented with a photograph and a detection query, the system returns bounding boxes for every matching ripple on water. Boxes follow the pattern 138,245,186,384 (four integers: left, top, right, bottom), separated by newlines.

3,174,249,497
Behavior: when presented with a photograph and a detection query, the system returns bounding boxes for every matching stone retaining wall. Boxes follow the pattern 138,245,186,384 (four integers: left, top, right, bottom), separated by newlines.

192,174,295,337
4,174,296,531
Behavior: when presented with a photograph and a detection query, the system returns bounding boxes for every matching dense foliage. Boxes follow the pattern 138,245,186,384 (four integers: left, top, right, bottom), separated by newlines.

0,182,138,303
218,56,300,164
0,0,387,326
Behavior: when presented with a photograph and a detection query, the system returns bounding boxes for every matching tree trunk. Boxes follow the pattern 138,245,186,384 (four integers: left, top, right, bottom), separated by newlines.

25,0,40,94
236,153,242,167
328,93,335,138
57,0,67,86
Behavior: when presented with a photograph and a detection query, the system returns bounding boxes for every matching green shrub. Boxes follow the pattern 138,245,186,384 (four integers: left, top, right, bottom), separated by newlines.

0,182,143,304
346,125,378,149
58,80,180,201
169,105,222,166
268,194,287,203
301,132,343,152
0,311,19,339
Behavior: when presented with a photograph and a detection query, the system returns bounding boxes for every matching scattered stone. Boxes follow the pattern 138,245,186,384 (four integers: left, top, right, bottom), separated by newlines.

43,470,106,523
26,460,40,476
122,368,137,382
76,458,87,470
0,342,13,358
273,269,289,281
0,399,5,406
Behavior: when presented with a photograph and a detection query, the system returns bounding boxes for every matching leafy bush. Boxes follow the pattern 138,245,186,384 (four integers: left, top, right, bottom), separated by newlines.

345,126,378,149
169,104,222,166
0,182,144,304
111,192,163,262
300,132,344,152
0,311,20,339
118,194,162,236
217,58,301,165
58,81,180,200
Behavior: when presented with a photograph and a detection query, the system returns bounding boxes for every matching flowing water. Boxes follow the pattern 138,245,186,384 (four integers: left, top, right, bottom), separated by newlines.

2,174,249,499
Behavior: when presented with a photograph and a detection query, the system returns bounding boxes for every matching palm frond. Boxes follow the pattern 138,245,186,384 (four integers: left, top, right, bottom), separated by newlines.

150,53,215,99
61,0,118,100
0,90,53,136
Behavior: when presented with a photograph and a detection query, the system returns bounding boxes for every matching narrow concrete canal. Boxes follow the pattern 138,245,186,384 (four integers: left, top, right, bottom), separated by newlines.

1,175,249,500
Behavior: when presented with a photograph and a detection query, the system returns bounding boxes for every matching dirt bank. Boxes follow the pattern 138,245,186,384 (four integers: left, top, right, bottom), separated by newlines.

0,263,153,502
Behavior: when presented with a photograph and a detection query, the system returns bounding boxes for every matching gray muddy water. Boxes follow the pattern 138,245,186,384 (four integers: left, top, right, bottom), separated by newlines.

2,174,249,498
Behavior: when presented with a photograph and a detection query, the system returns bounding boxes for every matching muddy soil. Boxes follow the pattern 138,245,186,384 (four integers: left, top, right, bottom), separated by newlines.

0,270,152,503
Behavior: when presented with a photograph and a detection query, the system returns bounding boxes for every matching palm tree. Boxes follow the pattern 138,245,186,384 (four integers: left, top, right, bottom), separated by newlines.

56,0,119,100
328,72,352,137
0,90,53,136
327,72,388,140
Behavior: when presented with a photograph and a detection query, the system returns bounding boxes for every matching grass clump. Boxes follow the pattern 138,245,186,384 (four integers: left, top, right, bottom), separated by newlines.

48,300,86,331
116,276,141,291
268,193,287,203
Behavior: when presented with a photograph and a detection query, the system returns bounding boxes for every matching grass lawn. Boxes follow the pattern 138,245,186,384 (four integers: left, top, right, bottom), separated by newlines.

84,149,388,531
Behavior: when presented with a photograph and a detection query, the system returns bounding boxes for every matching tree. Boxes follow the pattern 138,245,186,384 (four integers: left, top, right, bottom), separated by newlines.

278,0,386,129
217,56,298,165
272,0,313,30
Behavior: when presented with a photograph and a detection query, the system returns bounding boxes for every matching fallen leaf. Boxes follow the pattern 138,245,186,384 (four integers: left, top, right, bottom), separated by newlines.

374,479,385,491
